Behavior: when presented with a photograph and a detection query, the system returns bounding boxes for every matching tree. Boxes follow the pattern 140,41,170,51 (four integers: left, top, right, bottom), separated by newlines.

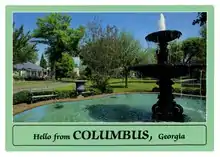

80,19,120,92
116,32,142,88
32,13,85,78
192,12,207,26
181,37,205,64
191,12,207,65
145,48,157,64
200,25,206,40
168,40,184,64
55,53,74,80
13,23,38,64
135,48,157,65
40,54,47,69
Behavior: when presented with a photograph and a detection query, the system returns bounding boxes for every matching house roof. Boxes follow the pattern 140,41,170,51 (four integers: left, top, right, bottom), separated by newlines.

14,62,44,71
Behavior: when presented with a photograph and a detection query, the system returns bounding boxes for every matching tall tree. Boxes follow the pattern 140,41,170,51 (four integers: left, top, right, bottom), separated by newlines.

80,19,120,92
192,13,207,94
40,54,47,69
13,23,38,64
191,12,207,65
32,13,85,78
116,32,142,88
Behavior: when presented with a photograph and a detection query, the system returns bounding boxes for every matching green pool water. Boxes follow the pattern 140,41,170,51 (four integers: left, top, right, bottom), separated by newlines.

13,93,206,122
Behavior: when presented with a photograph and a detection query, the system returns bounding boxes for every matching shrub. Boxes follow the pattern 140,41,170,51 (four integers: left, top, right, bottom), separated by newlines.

77,75,87,80
13,75,25,81
104,86,113,93
13,90,31,105
87,88,102,95
70,71,78,80
13,90,77,105
54,90,77,99
152,87,160,92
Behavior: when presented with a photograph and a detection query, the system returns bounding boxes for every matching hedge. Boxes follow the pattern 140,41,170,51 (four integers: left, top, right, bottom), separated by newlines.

13,87,112,105
13,86,203,105
13,90,31,105
13,90,77,105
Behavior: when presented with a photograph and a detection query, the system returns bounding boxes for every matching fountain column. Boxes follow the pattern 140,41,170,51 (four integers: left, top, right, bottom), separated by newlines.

153,42,177,120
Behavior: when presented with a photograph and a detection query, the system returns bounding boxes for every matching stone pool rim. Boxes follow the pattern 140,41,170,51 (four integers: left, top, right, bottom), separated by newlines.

13,92,206,116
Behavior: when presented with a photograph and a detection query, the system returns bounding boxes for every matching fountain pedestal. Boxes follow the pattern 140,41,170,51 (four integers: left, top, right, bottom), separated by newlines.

152,77,183,121
152,41,183,121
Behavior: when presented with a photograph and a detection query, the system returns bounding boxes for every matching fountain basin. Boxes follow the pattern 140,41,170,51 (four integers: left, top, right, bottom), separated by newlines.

145,30,182,43
129,64,204,78
13,93,206,122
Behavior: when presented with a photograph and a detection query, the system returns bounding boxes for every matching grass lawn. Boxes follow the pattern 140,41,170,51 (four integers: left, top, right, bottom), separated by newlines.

13,79,73,93
13,80,56,87
55,78,182,93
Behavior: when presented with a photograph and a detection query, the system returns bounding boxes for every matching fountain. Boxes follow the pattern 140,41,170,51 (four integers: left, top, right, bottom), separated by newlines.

129,13,204,122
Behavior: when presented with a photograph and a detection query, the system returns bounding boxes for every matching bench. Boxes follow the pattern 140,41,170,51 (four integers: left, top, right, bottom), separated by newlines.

30,88,57,103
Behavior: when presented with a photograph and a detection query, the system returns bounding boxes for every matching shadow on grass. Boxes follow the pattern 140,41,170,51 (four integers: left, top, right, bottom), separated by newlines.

110,85,125,88
85,104,192,122
110,80,157,84
59,80,74,83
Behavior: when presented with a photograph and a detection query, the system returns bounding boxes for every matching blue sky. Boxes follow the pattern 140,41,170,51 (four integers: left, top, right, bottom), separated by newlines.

13,12,201,65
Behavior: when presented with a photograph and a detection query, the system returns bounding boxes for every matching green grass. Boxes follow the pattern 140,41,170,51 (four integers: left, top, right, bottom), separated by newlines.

13,80,55,86
55,80,92,91
55,78,182,93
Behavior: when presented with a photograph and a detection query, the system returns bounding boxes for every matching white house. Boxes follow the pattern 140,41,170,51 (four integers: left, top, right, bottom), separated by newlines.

13,62,48,78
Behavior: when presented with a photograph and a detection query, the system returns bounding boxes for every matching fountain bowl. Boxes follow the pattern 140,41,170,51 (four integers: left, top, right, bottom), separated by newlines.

145,30,182,43
129,64,204,78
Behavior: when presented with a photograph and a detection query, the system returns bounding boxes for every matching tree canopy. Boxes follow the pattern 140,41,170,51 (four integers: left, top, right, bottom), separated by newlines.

116,31,143,87
13,23,38,64
80,19,120,92
55,52,74,80
182,37,205,64
32,13,85,78
192,12,207,26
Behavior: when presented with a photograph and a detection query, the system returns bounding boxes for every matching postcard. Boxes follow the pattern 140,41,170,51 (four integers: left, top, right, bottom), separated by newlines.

6,5,214,151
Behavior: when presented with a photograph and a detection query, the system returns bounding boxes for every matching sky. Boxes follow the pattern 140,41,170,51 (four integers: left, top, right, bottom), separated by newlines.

13,12,201,66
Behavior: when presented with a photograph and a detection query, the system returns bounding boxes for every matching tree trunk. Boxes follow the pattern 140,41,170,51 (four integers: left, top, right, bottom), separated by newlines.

125,74,128,88
52,63,57,80
124,68,128,88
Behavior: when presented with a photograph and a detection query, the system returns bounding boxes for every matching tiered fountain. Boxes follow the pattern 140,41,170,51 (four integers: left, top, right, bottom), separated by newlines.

129,13,203,122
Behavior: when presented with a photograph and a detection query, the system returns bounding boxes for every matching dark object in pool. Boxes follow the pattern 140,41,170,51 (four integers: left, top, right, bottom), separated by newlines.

110,96,117,98
54,103,64,109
